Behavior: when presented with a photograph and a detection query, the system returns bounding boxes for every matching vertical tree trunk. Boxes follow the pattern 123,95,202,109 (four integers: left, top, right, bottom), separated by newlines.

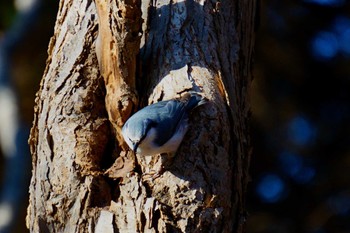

27,0,255,232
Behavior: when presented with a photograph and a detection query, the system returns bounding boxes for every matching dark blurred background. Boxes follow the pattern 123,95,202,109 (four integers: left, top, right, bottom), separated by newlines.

0,0,57,232
0,0,349,232
249,0,350,232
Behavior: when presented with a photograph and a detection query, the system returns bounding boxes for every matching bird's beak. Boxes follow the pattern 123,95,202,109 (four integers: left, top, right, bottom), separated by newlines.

133,142,139,153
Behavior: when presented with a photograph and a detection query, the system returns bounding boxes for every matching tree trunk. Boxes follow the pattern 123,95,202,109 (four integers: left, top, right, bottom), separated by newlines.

27,0,255,232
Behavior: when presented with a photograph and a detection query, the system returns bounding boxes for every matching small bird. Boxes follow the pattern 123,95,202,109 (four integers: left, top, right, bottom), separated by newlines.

122,92,207,156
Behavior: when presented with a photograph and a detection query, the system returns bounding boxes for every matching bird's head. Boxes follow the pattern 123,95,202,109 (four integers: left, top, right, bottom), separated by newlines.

122,118,154,153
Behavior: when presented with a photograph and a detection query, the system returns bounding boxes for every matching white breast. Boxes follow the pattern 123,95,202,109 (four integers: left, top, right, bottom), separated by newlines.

136,123,189,156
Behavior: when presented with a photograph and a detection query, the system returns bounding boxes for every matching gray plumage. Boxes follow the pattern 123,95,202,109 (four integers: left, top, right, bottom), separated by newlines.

122,93,207,156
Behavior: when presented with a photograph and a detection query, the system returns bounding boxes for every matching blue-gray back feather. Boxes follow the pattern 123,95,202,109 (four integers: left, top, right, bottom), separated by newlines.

125,94,205,146
153,94,206,145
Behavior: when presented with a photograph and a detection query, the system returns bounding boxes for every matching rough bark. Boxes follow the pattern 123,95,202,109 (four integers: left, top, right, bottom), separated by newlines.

27,0,255,232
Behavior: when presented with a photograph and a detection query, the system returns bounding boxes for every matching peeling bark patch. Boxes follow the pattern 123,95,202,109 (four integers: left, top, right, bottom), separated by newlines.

95,0,142,178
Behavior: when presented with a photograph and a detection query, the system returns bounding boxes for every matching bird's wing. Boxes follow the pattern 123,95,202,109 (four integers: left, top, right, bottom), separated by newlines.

148,100,187,146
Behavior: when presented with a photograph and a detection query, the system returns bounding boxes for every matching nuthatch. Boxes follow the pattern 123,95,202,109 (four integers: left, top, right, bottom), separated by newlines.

122,92,207,156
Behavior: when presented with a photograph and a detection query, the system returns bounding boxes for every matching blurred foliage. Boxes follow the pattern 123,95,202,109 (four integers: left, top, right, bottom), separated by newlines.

249,0,350,232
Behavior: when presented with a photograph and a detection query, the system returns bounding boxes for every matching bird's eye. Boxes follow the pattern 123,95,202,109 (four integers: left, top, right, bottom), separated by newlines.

128,137,138,144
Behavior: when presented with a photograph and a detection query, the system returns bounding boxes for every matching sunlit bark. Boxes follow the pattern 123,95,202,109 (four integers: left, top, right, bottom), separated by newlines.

27,0,255,232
